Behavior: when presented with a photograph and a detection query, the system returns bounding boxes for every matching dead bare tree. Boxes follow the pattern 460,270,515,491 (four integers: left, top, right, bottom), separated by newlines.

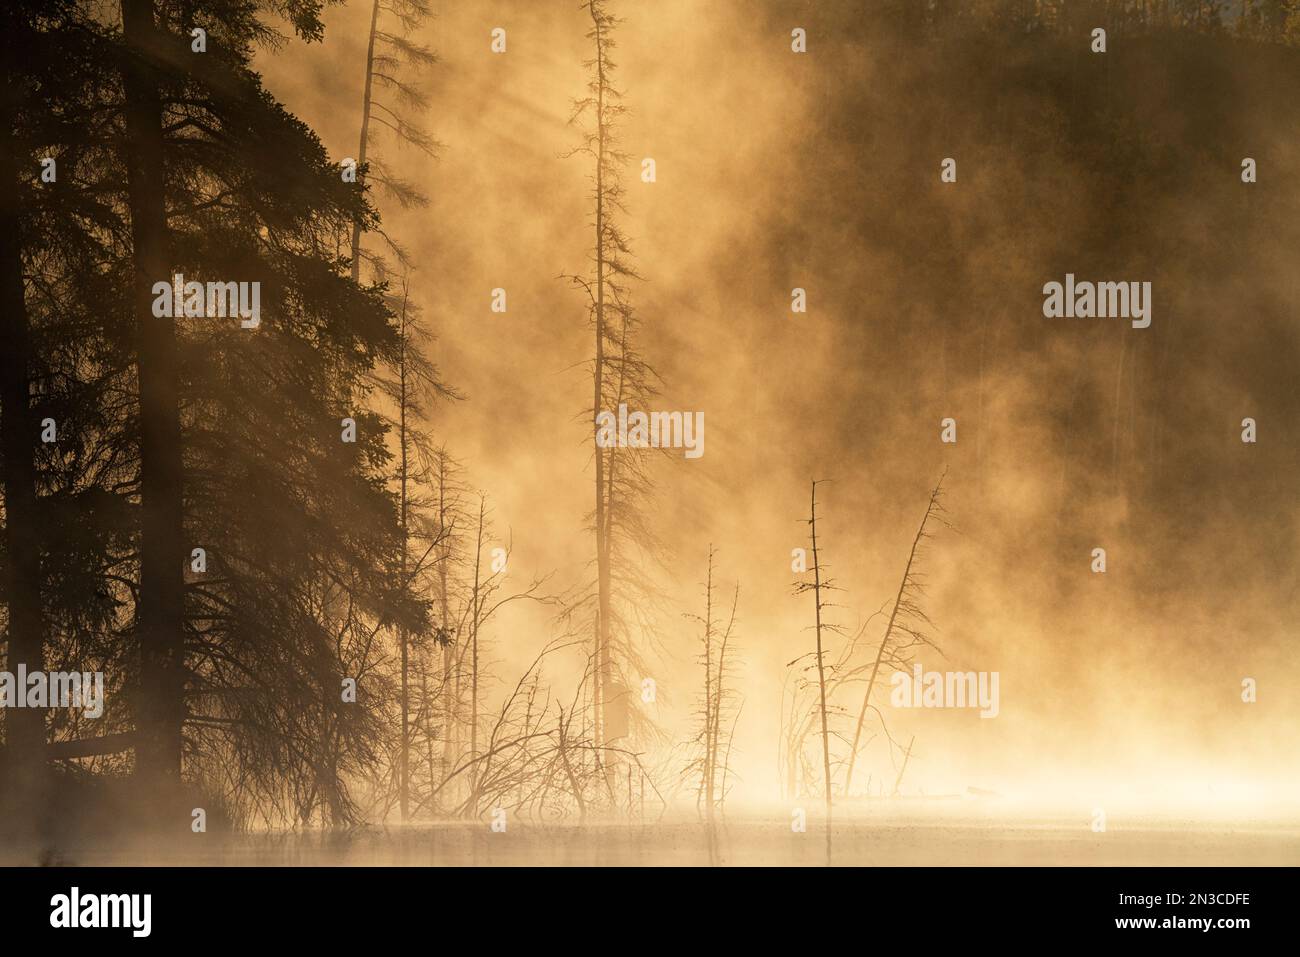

793,480,839,858
418,636,665,823
436,496,560,818
843,472,948,796
562,0,666,785
431,448,467,797
351,0,440,279
375,274,459,821
680,546,742,824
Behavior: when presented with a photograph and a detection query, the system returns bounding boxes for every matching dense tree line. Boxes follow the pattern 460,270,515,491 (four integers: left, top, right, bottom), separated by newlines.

0,0,425,840
891,1,1300,39
0,0,660,847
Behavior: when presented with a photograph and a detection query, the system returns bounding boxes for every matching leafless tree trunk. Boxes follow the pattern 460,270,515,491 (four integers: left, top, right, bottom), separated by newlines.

436,451,456,786
807,481,833,856
892,735,915,796
350,0,380,282
121,0,186,787
844,474,946,795
468,495,485,810
396,282,411,821
589,0,613,757
702,549,715,819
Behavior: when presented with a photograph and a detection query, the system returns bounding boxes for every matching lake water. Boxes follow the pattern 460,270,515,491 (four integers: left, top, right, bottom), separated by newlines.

27,805,1300,866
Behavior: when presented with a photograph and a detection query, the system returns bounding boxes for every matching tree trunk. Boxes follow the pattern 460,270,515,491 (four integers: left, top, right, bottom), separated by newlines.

121,0,186,785
590,1,612,760
467,497,484,813
437,457,455,789
350,0,381,282
844,494,930,794
0,22,47,798
397,289,410,821
808,482,833,859
702,549,715,823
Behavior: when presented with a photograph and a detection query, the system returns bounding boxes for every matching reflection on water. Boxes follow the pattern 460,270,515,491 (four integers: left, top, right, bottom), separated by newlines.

24,808,1300,867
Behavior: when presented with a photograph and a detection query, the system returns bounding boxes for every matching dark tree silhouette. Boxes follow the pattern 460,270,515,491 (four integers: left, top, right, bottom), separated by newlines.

564,0,665,794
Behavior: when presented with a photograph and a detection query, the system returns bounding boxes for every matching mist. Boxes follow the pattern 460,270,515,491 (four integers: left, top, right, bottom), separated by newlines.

1,0,1297,867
